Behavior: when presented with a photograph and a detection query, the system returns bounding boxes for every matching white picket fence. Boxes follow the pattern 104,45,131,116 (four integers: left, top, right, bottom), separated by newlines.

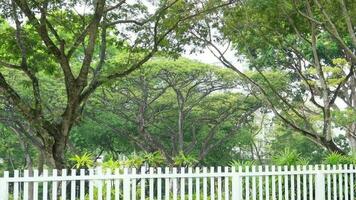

0,164,355,200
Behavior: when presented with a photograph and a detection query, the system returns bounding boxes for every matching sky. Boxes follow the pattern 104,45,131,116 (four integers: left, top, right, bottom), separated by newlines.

183,46,248,70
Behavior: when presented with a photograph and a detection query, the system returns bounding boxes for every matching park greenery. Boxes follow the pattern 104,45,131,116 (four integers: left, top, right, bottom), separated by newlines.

0,0,355,172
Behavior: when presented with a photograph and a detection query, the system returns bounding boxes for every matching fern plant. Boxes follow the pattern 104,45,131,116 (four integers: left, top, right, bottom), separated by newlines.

229,160,257,168
323,152,356,165
272,148,310,166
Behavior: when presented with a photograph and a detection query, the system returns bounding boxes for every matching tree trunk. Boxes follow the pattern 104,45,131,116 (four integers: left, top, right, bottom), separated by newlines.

347,124,356,155
52,137,67,169
178,109,184,152
41,123,70,169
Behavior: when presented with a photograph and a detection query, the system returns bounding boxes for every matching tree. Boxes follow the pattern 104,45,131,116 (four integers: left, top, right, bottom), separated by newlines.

87,58,261,164
0,0,236,169
193,0,356,154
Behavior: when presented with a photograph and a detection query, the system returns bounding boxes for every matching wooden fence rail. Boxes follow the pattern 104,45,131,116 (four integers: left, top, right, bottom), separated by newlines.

0,164,355,200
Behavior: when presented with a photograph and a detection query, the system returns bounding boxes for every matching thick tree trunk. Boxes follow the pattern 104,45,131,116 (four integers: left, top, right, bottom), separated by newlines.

347,124,356,155
41,123,71,169
52,136,67,169
320,137,345,154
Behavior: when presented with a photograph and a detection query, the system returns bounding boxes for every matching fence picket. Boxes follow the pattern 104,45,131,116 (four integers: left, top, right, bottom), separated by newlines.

150,168,154,200
33,169,39,200
1,171,9,200
173,168,178,200
332,165,337,200
245,166,250,200
252,165,257,200
165,167,170,200
141,167,146,200
296,165,301,200
123,168,130,200
203,167,207,200
338,165,343,200
71,169,76,200
350,165,354,200
344,164,348,200
271,166,276,200
326,165,331,200
43,169,48,200
315,165,325,200
132,168,137,200
114,168,120,200
290,166,295,200
196,167,200,200
157,167,162,200
210,166,215,200
52,169,58,200
106,169,112,200
24,170,29,200
258,166,263,200
284,166,289,200
302,166,307,200
61,169,67,200
13,170,19,200
265,166,270,200
308,165,313,200
188,167,193,200
88,169,94,200
181,167,186,200
238,166,243,200
80,169,85,200
224,167,229,200
217,166,222,200
308,165,314,200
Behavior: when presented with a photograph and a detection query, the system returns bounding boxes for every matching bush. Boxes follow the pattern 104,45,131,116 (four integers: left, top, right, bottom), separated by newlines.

70,152,94,169
272,148,310,166
229,160,257,168
323,152,356,165
173,151,198,167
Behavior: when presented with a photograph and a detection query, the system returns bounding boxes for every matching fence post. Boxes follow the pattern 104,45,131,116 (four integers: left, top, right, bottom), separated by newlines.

238,166,243,200
0,171,9,200
123,168,131,200
232,166,242,200
315,165,325,200
232,167,237,200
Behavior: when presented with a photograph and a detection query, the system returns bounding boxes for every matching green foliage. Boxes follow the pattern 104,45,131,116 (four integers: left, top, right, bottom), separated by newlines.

269,122,327,164
143,152,165,167
173,152,198,167
272,148,310,166
102,158,121,171
333,109,356,128
229,160,257,168
69,153,94,169
70,112,134,158
323,152,356,165
124,154,145,168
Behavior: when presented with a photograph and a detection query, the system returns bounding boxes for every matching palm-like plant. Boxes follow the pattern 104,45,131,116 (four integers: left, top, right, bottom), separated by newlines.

70,152,94,169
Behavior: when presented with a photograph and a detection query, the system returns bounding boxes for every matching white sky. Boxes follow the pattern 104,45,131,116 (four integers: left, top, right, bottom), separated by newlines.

183,47,248,70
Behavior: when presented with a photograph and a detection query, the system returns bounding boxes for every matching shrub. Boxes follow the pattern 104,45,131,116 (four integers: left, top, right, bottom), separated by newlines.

70,152,94,169
143,151,166,167
323,152,356,165
272,148,310,166
173,151,198,167
229,160,257,168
